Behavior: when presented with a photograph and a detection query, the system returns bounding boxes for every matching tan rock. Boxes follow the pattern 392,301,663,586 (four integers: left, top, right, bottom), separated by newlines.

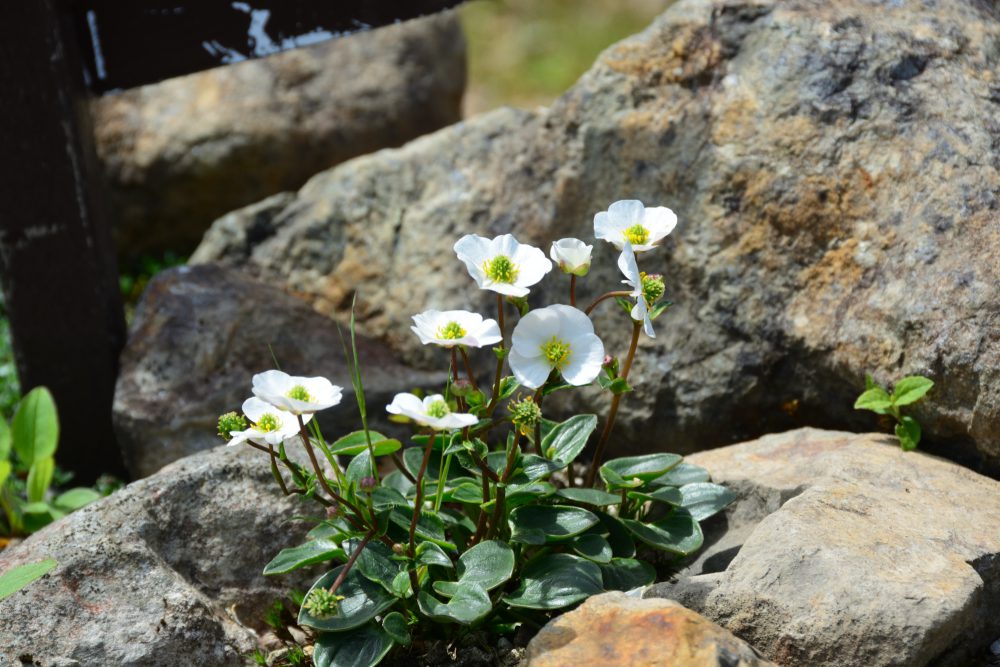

525,592,774,667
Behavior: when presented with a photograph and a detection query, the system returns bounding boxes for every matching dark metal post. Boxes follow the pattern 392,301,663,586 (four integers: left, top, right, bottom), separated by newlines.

0,0,127,481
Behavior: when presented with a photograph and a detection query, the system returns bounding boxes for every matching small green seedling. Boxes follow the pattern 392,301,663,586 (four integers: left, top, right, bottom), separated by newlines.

854,375,934,451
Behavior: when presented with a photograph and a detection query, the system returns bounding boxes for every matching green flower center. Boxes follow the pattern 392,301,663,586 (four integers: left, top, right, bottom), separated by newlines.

540,336,572,370
640,272,665,305
437,321,467,340
483,254,519,284
256,413,282,433
287,385,313,402
624,224,649,246
426,400,450,419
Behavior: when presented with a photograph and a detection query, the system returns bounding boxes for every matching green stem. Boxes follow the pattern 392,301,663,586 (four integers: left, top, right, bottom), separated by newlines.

584,290,633,317
433,452,452,513
485,294,507,417
408,432,436,555
585,320,642,487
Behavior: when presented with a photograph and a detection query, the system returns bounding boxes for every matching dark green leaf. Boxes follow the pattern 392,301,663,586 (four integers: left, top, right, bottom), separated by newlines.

594,511,635,558
498,376,520,400
403,446,462,484
601,454,683,487
504,553,603,610
627,486,683,506
448,483,486,505
371,487,408,511
599,558,655,591
264,540,345,575
444,540,514,594
346,450,374,486
540,415,597,465
418,582,492,624
854,387,892,412
0,558,57,601
390,571,412,599
53,487,102,512
389,509,455,551
621,509,704,556
571,534,612,563
382,470,415,498
598,375,633,395
556,488,622,506
506,481,555,508
382,612,411,647
416,542,453,569
327,430,395,456
649,462,710,487
892,376,934,406
517,455,564,481
679,483,736,521
12,387,59,466
298,567,396,632
313,625,394,667
896,416,921,451
349,540,404,593
509,505,599,544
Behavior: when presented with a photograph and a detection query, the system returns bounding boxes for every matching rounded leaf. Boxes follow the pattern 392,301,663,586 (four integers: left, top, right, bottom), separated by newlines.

12,387,58,465
298,566,396,632
679,483,736,522
541,414,597,464
327,430,393,456
599,558,655,591
418,582,492,625
456,540,515,591
509,505,599,544
382,612,411,646
504,553,603,610
891,376,934,406
264,540,345,576
601,454,682,487
621,509,704,556
571,534,612,563
53,487,102,512
649,462,710,487
556,488,621,506
313,625,394,667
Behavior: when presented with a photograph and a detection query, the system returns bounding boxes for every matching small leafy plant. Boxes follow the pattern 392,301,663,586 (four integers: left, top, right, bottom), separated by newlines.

219,201,734,667
0,558,57,601
0,387,102,537
854,374,934,451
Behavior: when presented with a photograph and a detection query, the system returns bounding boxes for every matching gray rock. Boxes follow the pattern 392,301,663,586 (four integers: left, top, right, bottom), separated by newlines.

646,428,1000,666
93,13,466,259
0,445,315,667
114,263,446,478
192,0,1000,470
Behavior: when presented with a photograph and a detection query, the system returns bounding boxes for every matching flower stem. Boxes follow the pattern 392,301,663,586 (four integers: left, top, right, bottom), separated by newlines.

459,347,480,392
329,528,375,595
486,433,520,541
266,444,289,495
584,290,633,316
408,432,435,556
585,320,642,487
569,275,577,307
485,294,507,416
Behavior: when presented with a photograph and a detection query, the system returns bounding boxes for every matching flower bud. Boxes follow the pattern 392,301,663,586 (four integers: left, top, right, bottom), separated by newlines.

217,411,247,442
359,476,377,492
325,502,342,520
549,238,593,276
302,588,344,619
392,543,406,555
602,355,620,379
640,272,666,305
451,379,474,398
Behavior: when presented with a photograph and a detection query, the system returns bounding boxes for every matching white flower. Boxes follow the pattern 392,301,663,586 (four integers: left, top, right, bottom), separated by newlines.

252,370,343,414
386,393,478,431
454,234,553,297
618,242,655,338
594,200,677,252
508,305,605,389
228,397,307,447
549,238,593,276
411,310,502,349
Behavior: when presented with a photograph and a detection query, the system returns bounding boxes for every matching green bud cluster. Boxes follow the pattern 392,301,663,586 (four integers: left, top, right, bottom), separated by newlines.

640,273,665,305
217,412,247,442
303,588,344,619
509,396,542,437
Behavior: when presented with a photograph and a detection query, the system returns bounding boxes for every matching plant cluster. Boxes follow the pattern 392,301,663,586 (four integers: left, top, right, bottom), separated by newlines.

1,387,102,537
854,374,934,451
219,200,734,667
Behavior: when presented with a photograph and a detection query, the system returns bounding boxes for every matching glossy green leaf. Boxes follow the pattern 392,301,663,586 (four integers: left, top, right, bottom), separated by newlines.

264,540,345,576
504,553,603,610
541,414,597,465
390,571,412,599
649,462,710,487
327,430,392,456
313,625,394,667
418,582,492,625
350,540,404,593
448,482,486,505
509,505,599,544
382,470,415,498
506,481,555,508
27,456,54,504
382,612,411,646
0,558,57,601
517,455,563,481
854,387,892,412
601,454,682,487
345,450,374,486
571,534,612,563
433,540,514,597
622,510,704,556
556,488,621,506
896,416,921,451
627,485,683,506
403,446,462,484
12,387,59,465
892,376,933,406
389,509,455,551
53,487,102,512
679,483,736,521
498,376,520,400
415,542,453,569
298,566,396,632
599,558,655,591
371,486,408,511
594,511,636,558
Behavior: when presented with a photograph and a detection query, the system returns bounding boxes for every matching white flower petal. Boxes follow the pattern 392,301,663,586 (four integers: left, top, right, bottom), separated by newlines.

561,333,605,386
387,392,425,418
607,199,645,225
550,304,594,341
550,238,593,275
512,244,553,289
508,348,552,389
487,281,530,297
511,307,561,356
492,233,521,259
594,211,619,244
643,206,678,243
470,318,502,347
242,396,280,423
617,243,642,291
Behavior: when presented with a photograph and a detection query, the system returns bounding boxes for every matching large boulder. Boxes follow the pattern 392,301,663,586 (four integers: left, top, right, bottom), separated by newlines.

192,0,1000,470
113,263,446,478
93,13,466,259
525,592,774,667
0,445,314,667
646,428,1000,666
